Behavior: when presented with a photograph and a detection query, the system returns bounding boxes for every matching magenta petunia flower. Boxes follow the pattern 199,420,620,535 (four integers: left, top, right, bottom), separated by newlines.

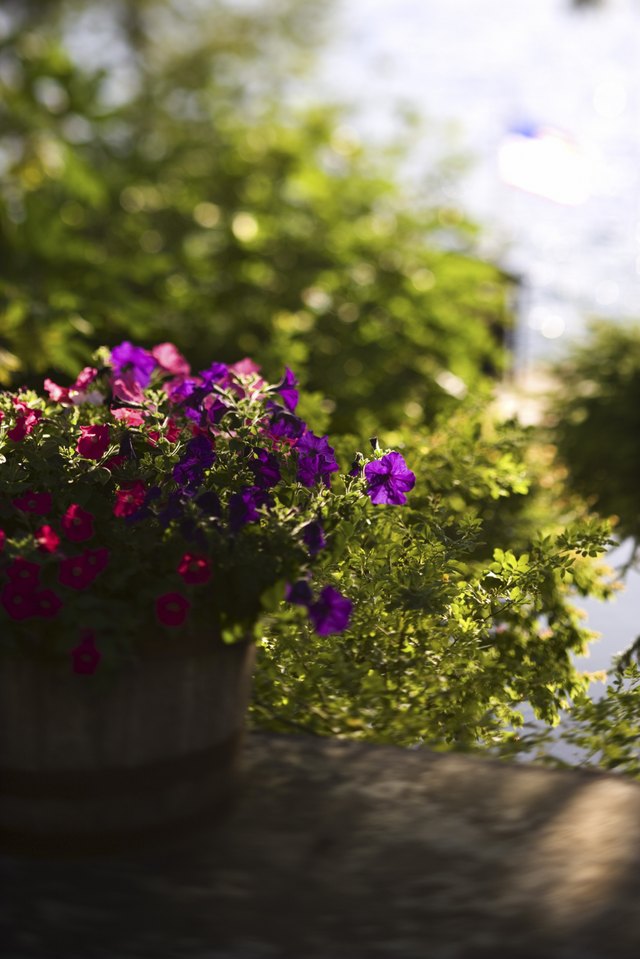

84,547,110,575
8,411,41,442
364,451,416,506
0,529,5,551
33,589,62,619
61,504,94,542
1,584,38,620
13,490,52,515
308,586,352,636
156,592,190,627
35,525,60,553
7,558,41,588
8,402,42,441
7,418,28,442
58,548,109,590
177,553,212,585
164,418,181,443
102,453,127,473
113,481,146,518
77,424,110,459
71,629,101,675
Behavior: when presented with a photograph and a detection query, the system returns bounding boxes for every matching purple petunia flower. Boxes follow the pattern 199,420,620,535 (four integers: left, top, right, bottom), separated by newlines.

266,404,306,442
167,378,198,405
364,451,416,506
308,586,352,636
110,342,157,388
285,580,313,607
228,487,270,532
275,367,299,412
249,449,281,489
186,435,216,464
297,430,333,459
296,430,339,488
173,457,204,488
199,362,229,388
203,394,229,426
167,379,210,422
196,491,221,517
157,492,184,528
302,521,326,556
173,436,216,489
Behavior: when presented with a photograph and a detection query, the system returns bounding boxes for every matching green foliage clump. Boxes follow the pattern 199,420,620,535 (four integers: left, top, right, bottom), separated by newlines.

557,665,640,777
252,406,616,751
549,321,640,545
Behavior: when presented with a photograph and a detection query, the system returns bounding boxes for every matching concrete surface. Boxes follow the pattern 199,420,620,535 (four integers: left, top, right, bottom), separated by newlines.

2,731,640,959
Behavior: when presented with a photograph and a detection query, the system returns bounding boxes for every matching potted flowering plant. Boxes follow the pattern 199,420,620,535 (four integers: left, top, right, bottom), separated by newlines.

0,340,415,851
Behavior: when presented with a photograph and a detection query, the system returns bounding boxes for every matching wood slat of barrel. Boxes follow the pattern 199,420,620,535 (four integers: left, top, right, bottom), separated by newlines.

0,638,254,856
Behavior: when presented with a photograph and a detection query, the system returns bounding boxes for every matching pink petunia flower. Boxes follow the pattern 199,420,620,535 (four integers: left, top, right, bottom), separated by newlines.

71,629,101,675
0,529,5,552
61,504,94,542
44,378,72,405
12,490,52,515
177,553,212,585
113,481,146,518
152,342,191,376
111,371,145,406
229,357,261,377
35,525,60,553
74,367,98,391
156,592,190,627
7,558,41,588
77,424,110,459
111,407,146,427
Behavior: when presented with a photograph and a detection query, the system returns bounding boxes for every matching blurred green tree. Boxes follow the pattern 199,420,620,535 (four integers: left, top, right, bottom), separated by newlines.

0,0,512,434
549,321,640,549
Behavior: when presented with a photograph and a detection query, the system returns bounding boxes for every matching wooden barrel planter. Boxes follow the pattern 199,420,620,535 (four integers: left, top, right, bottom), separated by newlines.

0,637,255,856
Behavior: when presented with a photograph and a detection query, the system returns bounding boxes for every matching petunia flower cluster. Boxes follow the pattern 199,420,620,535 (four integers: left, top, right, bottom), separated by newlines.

0,341,415,675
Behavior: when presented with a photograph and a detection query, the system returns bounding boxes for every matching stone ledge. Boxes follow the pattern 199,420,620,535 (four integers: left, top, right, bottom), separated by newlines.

2,731,640,958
